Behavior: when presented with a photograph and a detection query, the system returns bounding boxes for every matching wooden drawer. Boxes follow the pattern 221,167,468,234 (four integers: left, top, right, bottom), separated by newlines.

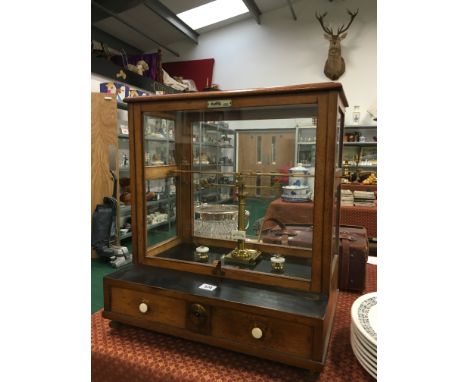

110,287,186,328
211,307,314,358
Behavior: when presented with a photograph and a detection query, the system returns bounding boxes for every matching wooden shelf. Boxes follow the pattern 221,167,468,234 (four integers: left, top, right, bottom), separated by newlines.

343,142,377,146
91,55,179,95
344,125,377,130
147,217,176,231
144,136,175,142
121,217,176,240
198,122,234,134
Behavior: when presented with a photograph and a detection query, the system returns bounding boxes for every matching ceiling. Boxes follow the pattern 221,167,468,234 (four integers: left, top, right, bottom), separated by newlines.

91,0,299,58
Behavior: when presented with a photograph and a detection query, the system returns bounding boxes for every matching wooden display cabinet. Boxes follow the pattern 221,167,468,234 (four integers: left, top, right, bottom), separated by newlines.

102,83,348,372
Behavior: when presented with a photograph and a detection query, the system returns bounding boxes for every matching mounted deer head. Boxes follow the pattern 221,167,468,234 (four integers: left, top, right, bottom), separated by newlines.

315,9,359,80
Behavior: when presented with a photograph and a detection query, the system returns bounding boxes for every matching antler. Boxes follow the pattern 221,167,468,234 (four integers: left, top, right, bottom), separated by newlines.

315,12,334,35
337,9,359,35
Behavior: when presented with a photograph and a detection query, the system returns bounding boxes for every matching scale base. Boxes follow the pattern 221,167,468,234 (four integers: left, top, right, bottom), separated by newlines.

224,248,262,266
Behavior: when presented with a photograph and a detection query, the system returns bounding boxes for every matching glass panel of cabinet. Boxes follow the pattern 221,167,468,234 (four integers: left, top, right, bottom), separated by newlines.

295,118,317,167
124,85,347,292
192,121,235,205
145,177,176,248
117,112,177,248
144,115,175,166
117,110,132,246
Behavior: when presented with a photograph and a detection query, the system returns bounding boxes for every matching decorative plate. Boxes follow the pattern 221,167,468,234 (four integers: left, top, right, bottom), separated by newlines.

281,196,311,203
351,292,377,347
351,324,377,355
351,334,377,379
351,326,377,364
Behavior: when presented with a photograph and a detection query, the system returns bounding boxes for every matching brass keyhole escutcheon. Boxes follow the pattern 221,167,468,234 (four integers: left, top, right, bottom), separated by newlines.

189,303,207,327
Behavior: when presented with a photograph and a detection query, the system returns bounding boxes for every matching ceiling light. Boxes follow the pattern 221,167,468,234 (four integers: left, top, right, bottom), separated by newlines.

178,0,249,30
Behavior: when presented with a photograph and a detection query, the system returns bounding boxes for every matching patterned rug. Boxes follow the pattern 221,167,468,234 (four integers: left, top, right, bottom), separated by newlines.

92,264,377,381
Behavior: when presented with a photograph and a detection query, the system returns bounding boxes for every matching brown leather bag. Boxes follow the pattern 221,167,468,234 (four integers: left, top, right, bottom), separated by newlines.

339,225,369,292
260,218,313,248
261,219,369,292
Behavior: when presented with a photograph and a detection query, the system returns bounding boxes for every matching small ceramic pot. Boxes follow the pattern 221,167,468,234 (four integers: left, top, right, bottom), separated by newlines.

288,164,309,187
271,255,285,272
195,246,209,262
282,185,309,197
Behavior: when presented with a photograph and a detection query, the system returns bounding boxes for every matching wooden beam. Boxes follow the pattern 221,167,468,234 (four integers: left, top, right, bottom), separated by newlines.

143,0,199,44
242,0,261,24
92,26,143,55
286,0,297,21
92,0,144,23
91,0,180,57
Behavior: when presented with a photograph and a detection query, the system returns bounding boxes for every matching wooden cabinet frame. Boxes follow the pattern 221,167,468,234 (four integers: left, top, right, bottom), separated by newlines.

103,83,348,372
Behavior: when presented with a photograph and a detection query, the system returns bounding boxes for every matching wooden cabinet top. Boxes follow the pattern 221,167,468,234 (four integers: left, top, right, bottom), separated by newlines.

125,82,348,106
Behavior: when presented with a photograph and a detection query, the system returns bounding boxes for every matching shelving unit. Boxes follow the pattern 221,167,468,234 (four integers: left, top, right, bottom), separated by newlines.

192,122,236,204
117,109,177,245
294,124,317,166
91,92,118,258
342,125,377,180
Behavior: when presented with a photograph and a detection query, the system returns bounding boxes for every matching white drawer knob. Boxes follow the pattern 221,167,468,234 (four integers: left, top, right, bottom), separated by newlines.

139,302,148,314
251,327,263,339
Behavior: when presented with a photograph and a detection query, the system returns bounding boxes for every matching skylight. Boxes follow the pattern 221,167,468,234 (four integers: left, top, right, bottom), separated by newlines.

178,0,249,30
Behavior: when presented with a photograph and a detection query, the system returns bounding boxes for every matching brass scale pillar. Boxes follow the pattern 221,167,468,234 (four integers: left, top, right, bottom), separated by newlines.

223,173,262,266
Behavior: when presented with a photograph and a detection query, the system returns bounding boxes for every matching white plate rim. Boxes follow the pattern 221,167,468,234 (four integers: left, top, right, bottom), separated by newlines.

351,335,377,379
351,334,377,378
351,333,377,372
351,329,377,367
351,323,377,354
351,292,377,346
280,196,311,202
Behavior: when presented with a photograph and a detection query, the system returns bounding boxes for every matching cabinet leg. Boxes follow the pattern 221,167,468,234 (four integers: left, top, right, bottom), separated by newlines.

304,370,319,381
109,320,122,329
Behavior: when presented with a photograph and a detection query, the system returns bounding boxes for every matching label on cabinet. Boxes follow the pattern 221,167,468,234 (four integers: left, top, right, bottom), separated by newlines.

207,99,232,108
199,283,217,291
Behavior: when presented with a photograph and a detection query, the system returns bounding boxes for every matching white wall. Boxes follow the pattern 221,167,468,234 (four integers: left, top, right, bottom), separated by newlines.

166,0,376,125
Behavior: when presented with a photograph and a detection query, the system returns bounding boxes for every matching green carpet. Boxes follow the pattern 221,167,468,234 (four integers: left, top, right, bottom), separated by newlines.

91,231,174,314
245,197,271,236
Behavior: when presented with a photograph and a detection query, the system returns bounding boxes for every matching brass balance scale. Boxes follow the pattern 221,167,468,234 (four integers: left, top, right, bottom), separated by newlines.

171,169,313,266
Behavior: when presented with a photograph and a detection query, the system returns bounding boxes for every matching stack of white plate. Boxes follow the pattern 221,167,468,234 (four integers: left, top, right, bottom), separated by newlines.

350,292,377,379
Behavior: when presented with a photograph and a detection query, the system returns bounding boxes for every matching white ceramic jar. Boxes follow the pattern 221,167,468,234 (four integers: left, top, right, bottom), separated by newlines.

288,164,309,187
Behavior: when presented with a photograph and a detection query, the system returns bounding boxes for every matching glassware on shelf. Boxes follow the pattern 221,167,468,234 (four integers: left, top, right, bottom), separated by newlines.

352,106,361,125
194,204,250,240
